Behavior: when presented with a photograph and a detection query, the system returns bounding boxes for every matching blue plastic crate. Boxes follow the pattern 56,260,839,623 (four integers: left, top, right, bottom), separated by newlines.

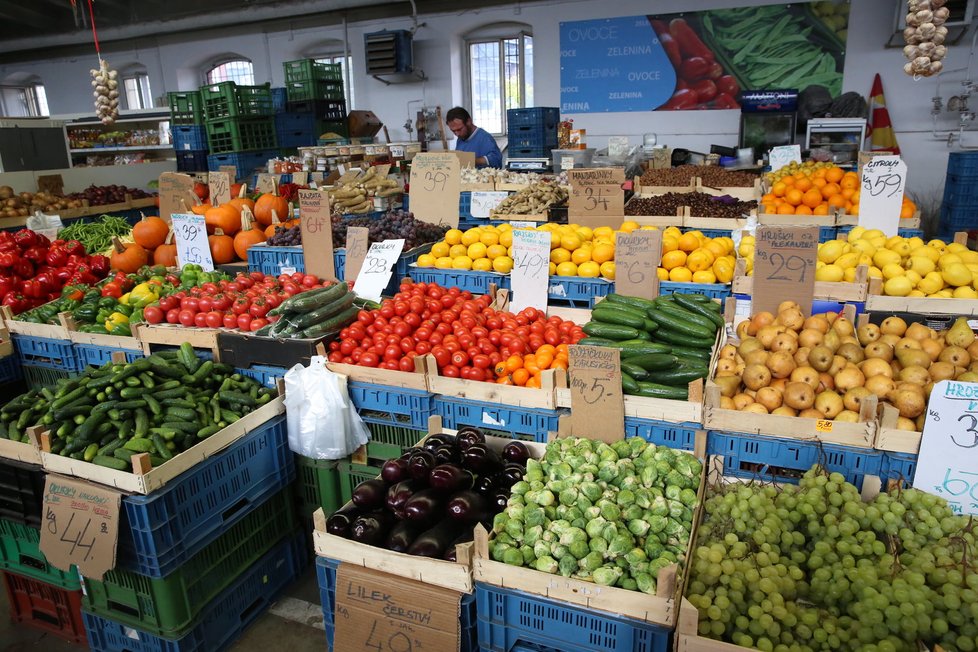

84,533,305,652
707,431,882,487
176,150,209,173
11,334,80,372
943,186,978,207
235,365,287,388
435,396,559,443
274,112,316,132
348,380,435,429
476,582,670,652
207,150,278,183
246,245,305,275
333,249,345,279
948,151,978,176
509,146,555,159
624,417,698,451
682,227,732,239
317,556,478,652
939,204,978,232
116,415,293,577
172,125,208,152
458,218,486,231
271,87,288,113
837,225,925,239
945,170,978,189
508,129,559,150
549,276,612,308
0,355,22,383
507,107,560,130
460,191,473,219
659,281,731,301
819,226,838,242
879,451,917,483
409,266,508,294
732,294,865,317
74,344,142,368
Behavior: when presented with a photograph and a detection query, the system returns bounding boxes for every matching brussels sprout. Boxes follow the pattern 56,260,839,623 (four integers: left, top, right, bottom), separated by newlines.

565,455,586,470
530,480,545,492
568,539,590,560
600,502,621,522
628,519,651,537
665,485,682,502
509,494,526,507
570,517,587,530
549,480,567,494
496,532,515,546
585,517,608,539
520,544,535,565
647,515,668,534
533,540,551,559
525,459,544,483
505,518,524,541
552,462,573,480
524,524,544,546
620,577,638,591
491,543,512,562
551,543,569,559
580,482,602,503
549,519,571,535
525,505,547,528
535,490,556,507
608,440,630,460
580,463,599,476
636,572,657,594
654,446,676,464
644,539,664,559
493,512,509,533
558,554,578,577
601,522,619,543
506,505,524,521
510,480,530,496
503,547,525,566
650,497,669,517
630,561,650,575
534,555,559,574
680,487,698,507
579,550,604,572
558,527,587,547
617,489,636,507
634,489,653,509
655,460,672,477
608,533,635,558
668,499,685,519
589,536,609,555
641,466,659,488
575,494,594,514
584,506,601,520
625,547,647,566
565,506,583,522
627,436,646,457
665,470,688,490
617,459,636,479
618,474,640,491
555,505,571,521
597,464,619,484
593,565,623,586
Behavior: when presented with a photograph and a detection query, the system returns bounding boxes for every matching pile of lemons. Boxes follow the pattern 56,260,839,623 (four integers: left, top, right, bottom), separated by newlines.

658,226,736,284
740,227,978,298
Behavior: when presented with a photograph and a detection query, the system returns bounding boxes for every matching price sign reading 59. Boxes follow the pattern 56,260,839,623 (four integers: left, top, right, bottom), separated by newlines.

171,213,215,272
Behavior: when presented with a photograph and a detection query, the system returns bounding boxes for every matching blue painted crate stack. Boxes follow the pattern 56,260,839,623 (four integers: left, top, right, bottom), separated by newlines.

940,151,978,239
279,59,348,147
506,107,560,159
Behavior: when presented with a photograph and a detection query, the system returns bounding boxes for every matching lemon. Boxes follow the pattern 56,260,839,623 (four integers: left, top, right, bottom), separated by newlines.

577,226,594,241
954,285,978,298
578,261,600,278
471,258,491,272
847,226,866,243
905,256,935,275
619,221,640,233
818,241,844,264
888,239,912,258
835,252,860,270
881,263,905,280
904,269,922,286
549,231,562,250
444,229,463,246
498,231,513,248
961,250,978,264
556,261,578,276
492,256,513,273
417,253,436,267
593,226,614,239
669,267,693,282
486,244,507,260
843,267,857,283
467,243,488,260
435,256,453,269
918,271,944,294
928,239,948,254
934,289,955,298
600,261,616,279
430,242,450,258
692,270,717,284
480,231,500,247
948,242,968,254
656,267,669,281
939,253,963,269
449,244,468,259
548,262,556,275
863,229,885,241
883,276,913,297
872,249,901,268
452,256,473,270
867,266,883,279
911,245,940,262
461,228,482,246
550,248,571,265
816,264,844,282
850,239,876,255
884,235,905,250
906,237,925,250
943,263,973,287
908,290,926,297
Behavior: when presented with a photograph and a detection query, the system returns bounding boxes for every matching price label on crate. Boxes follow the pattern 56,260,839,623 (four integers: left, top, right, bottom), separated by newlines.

768,145,802,171
208,171,232,206
510,229,551,314
568,345,625,443
256,173,278,194
157,172,197,223
219,165,238,180
354,239,405,302
915,380,978,515
40,475,120,580
858,155,907,237
292,171,309,186
345,226,370,281
333,565,462,652
409,153,461,228
615,229,662,300
752,225,817,316
470,191,509,218
171,213,214,271
298,189,336,280
568,168,625,226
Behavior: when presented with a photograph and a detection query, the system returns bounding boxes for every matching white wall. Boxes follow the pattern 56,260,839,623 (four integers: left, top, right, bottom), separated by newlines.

0,0,970,201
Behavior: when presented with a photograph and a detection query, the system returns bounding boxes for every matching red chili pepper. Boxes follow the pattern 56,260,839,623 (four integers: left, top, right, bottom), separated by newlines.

691,79,718,104
650,20,682,70
669,18,714,61
679,57,713,82
661,88,699,110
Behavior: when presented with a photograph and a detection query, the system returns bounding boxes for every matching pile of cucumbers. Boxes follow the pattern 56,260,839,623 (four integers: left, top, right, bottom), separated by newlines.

258,282,362,339
1,343,277,471
579,292,722,400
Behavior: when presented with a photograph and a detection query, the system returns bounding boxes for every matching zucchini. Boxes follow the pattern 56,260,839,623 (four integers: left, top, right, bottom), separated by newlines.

582,322,641,341
605,293,657,312
590,307,647,330
672,293,725,329
624,353,680,371
631,382,689,400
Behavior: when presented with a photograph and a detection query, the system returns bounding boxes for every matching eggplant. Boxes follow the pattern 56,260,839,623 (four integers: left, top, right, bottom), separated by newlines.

502,440,530,465
433,444,461,465
403,488,447,524
325,503,360,538
387,479,424,514
443,531,475,561
407,519,468,558
407,449,437,480
447,490,489,523
461,443,502,474
455,426,485,451
350,511,394,546
473,474,497,496
381,458,410,484
494,463,525,488
490,491,511,513
399,449,415,460
385,520,428,553
421,434,453,453
351,479,387,511
429,464,474,494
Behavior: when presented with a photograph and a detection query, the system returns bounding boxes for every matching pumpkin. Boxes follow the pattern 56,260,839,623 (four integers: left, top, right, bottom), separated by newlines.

190,203,210,216
208,229,235,264
193,182,209,202
153,230,177,267
132,214,169,250
230,182,245,198
110,238,148,273
253,193,289,226
227,197,255,217
234,211,266,260
204,204,240,235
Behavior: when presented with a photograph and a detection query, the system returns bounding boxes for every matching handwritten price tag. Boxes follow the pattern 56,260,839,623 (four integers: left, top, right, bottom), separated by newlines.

768,145,802,171
256,173,277,194
409,153,461,228
568,345,625,443
171,213,214,271
40,475,120,580
510,229,551,313
292,171,309,186
158,172,196,223
345,227,370,281
354,240,405,302
615,230,662,300
915,380,978,515
858,155,907,236
569,168,625,226
752,225,817,316
298,189,336,280
470,191,510,218
208,171,231,206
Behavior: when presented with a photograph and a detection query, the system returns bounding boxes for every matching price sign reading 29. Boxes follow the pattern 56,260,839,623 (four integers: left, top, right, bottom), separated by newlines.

915,380,978,516
751,225,817,316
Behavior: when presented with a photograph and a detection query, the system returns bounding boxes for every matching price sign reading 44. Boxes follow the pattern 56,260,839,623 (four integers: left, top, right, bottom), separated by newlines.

171,213,214,272
39,475,121,580
915,380,978,515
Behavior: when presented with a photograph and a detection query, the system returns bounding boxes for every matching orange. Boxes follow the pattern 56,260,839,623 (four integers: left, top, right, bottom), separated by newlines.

536,344,555,356
827,194,847,209
777,203,795,215
825,167,844,183
850,190,860,205
848,204,859,216
782,176,795,187
494,361,507,376
550,358,568,371
496,376,514,385
802,189,823,209
555,344,569,357
762,203,777,214
813,177,827,189
678,232,701,253
794,205,813,215
821,183,842,199
901,202,917,218
813,204,830,215
661,249,688,270
512,368,529,386
813,168,828,179
536,352,553,369
761,193,777,204
840,176,859,190
794,177,812,192
841,188,855,200
525,375,541,389
785,189,803,207
772,182,787,197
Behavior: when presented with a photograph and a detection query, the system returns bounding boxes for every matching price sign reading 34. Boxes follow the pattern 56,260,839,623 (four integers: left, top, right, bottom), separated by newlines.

915,380,978,516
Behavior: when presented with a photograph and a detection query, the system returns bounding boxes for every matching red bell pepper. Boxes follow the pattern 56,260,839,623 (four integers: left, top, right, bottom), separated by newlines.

12,259,34,279
55,268,74,285
89,255,110,277
0,277,15,298
21,280,44,299
22,246,48,264
0,232,14,246
34,271,57,293
101,282,123,299
66,254,88,269
63,240,86,257
2,292,27,313
13,229,37,250
34,233,50,248
45,246,68,268
0,251,18,268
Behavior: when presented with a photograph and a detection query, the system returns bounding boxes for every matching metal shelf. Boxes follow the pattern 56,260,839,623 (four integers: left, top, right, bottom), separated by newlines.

69,144,172,154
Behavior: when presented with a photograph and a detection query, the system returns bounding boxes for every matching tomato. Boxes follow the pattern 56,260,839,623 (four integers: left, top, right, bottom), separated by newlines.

232,314,249,330
250,318,268,332
211,294,232,311
223,313,238,329
282,283,300,296
180,297,199,311
178,309,196,326
301,274,318,288
143,306,164,324
158,296,178,312
472,354,491,370
431,346,451,368
400,337,415,354
236,276,254,288
382,345,400,361
196,297,212,313
249,300,270,318
393,322,412,338
442,364,460,378
360,352,380,367
204,311,223,328
398,357,414,372
328,351,344,363
451,350,469,367
415,341,431,355
340,340,356,355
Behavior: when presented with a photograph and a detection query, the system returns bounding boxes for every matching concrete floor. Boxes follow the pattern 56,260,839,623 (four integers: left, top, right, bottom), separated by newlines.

0,562,328,651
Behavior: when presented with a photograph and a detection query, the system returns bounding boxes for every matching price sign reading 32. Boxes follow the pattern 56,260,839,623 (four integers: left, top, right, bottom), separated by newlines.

915,380,978,515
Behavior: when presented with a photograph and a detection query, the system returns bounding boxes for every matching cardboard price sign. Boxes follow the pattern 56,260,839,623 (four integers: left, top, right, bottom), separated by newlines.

292,171,309,186
219,165,238,180
354,239,405,302
171,213,215,272
752,225,818,316
40,475,121,580
297,190,336,280
470,191,510,219
858,155,907,237
568,345,625,442
408,153,461,228
615,230,662,300
510,229,551,313
914,380,978,516
158,172,197,223
256,173,277,194
768,145,802,171
208,171,231,206
333,564,462,652
568,168,625,225
345,227,370,281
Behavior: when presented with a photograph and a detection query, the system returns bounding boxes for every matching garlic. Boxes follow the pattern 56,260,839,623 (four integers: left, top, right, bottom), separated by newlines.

930,60,944,74
919,22,936,39
907,12,921,27
918,41,936,56
932,0,946,7
904,62,916,75
916,9,934,22
934,44,947,58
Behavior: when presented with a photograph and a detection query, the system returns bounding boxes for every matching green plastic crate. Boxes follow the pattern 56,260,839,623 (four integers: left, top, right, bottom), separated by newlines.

285,79,344,103
205,117,277,154
294,454,342,519
80,488,295,638
167,91,204,125
283,60,343,83
338,462,382,506
199,82,274,120
22,365,72,391
0,519,80,590
365,424,424,460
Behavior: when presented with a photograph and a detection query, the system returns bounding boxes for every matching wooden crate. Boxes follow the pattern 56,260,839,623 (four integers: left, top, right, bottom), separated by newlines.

695,178,762,202
133,323,222,359
635,178,698,197
756,211,838,228
461,182,496,192
864,294,978,316
836,211,921,230
555,378,703,424
0,306,72,341
64,313,140,352
0,438,42,465
622,202,687,228
427,362,563,410
683,215,750,232
326,358,429,391
489,212,550,223
731,261,876,303
874,403,921,454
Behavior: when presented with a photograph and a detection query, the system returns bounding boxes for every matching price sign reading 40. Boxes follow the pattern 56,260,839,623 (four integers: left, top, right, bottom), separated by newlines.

752,225,817,316
915,380,978,516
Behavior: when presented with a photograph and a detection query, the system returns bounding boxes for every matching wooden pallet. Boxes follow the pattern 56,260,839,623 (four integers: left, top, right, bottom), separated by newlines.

0,305,72,341
132,322,223,359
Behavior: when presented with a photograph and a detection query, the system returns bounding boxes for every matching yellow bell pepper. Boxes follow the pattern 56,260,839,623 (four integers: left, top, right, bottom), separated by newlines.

129,283,160,309
119,292,131,305
104,312,131,336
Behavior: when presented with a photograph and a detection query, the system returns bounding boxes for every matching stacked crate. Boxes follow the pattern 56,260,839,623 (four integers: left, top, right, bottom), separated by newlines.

280,59,348,149
201,81,279,181
940,151,978,240
167,91,209,173
506,107,560,159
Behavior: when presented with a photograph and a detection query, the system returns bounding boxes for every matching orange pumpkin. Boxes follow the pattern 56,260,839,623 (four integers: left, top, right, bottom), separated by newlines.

204,204,240,235
153,230,177,267
227,197,255,217
190,203,211,216
253,193,289,226
110,239,149,273
230,182,244,198
234,212,266,260
132,215,169,250
208,229,235,264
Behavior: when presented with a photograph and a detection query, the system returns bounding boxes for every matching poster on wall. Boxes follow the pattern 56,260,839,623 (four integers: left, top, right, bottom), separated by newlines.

559,1,849,113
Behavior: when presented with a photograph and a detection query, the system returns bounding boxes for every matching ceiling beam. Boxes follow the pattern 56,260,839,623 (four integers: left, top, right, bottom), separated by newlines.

0,3,60,30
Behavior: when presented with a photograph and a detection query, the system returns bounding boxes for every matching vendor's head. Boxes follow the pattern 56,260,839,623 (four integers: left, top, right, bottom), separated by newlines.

446,107,475,140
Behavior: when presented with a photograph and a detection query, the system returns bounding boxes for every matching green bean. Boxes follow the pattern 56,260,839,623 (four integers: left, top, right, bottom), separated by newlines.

58,215,133,255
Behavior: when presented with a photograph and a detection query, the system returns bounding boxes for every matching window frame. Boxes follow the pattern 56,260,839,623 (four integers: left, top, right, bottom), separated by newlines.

464,30,533,136
122,74,153,110
313,54,355,108
205,59,256,86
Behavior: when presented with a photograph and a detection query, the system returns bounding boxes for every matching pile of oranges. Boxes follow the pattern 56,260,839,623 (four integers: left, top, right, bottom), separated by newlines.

493,343,569,387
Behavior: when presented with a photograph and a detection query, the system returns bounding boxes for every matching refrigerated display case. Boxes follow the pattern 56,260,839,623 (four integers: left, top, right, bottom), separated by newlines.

738,90,798,158
806,117,866,168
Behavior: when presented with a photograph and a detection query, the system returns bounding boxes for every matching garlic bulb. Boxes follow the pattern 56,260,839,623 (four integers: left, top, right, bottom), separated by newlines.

903,0,948,77
91,59,120,124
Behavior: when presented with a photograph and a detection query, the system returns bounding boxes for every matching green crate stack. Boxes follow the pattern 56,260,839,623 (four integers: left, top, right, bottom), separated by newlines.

167,91,205,125
338,460,383,506
283,59,342,84
294,454,342,519
0,519,81,590
364,423,425,460
199,82,277,156
205,117,278,154
285,79,345,103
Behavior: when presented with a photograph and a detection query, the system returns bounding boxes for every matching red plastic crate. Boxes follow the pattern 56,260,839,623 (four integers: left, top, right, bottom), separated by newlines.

3,569,87,644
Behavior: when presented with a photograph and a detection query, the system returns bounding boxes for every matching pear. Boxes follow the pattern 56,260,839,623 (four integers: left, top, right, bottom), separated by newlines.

946,316,976,349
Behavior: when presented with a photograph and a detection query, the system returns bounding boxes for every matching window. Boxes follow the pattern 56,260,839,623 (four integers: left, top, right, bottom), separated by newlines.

466,31,533,134
315,55,355,108
206,60,254,85
0,84,47,117
123,74,153,110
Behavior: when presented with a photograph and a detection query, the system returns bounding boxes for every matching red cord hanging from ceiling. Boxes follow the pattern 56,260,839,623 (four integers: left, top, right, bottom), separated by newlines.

86,0,100,56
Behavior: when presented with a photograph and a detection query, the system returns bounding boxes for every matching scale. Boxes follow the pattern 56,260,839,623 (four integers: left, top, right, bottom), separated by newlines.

506,158,551,172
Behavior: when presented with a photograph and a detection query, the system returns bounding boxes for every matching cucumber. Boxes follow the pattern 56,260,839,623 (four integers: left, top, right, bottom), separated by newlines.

594,300,647,319
651,328,716,349
605,293,657,312
300,305,359,338
621,372,639,394
291,293,357,329
673,293,725,329
276,283,349,315
616,341,674,357
654,303,719,334
93,455,129,471
642,367,707,386
582,322,641,341
576,337,619,348
620,363,649,381
646,308,715,339
632,382,689,400
624,353,680,371
591,307,646,330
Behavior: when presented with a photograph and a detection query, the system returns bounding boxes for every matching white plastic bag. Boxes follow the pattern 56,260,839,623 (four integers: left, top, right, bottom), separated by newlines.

283,356,370,459
27,210,64,242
